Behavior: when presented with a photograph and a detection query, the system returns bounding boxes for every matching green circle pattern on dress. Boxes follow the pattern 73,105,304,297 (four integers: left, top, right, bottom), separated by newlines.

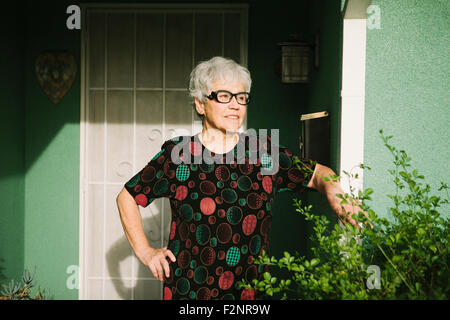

177,278,190,295
261,153,273,170
180,204,193,221
237,176,252,191
249,235,262,255
153,178,169,195
194,266,208,284
170,240,180,255
196,225,210,245
226,247,240,266
227,206,243,224
222,293,235,300
176,164,190,182
126,174,140,188
222,188,238,203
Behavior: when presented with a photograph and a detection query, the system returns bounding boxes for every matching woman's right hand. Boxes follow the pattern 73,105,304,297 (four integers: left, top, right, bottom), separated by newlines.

137,246,176,282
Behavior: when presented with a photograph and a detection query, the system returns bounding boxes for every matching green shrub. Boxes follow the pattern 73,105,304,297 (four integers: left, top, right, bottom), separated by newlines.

242,130,449,299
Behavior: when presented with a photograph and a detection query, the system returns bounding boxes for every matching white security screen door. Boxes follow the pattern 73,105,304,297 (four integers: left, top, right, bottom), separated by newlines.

80,4,248,300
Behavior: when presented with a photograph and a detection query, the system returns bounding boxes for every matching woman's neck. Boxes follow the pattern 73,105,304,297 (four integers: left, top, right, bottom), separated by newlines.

199,127,239,154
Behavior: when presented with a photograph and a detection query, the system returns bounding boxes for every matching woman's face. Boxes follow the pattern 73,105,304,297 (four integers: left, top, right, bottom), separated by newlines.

194,78,247,134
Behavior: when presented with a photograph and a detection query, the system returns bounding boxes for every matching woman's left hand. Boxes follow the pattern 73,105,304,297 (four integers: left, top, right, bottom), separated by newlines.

327,188,373,230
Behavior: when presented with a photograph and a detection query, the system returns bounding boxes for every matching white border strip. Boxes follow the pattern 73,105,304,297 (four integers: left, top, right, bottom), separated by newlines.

340,18,367,195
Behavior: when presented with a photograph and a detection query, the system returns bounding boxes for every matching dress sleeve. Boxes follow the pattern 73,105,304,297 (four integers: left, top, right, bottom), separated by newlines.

275,147,317,194
124,141,175,208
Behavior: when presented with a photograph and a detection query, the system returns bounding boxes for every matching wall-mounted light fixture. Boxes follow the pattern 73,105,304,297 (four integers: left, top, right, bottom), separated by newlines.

278,33,319,84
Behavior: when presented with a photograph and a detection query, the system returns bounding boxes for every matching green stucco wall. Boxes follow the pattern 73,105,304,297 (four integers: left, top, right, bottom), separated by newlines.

0,3,26,284
22,1,81,299
364,0,450,219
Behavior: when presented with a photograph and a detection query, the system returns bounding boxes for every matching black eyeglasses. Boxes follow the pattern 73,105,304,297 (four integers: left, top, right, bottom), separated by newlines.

206,90,250,105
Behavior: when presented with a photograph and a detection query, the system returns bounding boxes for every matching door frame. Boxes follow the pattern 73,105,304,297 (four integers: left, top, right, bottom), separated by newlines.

339,0,372,196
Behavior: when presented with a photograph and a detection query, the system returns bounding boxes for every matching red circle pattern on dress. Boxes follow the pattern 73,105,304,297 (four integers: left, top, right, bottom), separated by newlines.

200,197,216,215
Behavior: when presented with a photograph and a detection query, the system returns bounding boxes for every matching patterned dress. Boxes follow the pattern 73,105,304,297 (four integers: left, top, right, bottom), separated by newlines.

124,133,316,300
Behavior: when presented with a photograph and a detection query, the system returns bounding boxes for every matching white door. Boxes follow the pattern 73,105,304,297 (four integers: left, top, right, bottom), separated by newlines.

80,4,248,300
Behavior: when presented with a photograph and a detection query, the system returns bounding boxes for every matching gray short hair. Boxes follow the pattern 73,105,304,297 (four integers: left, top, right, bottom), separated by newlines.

189,56,252,103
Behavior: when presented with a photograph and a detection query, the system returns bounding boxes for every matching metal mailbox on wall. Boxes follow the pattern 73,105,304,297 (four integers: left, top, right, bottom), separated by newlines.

300,111,330,167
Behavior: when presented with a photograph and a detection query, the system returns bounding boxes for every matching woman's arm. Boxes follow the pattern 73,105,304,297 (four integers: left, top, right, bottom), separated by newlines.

116,187,152,257
116,187,176,281
306,163,336,195
307,163,368,229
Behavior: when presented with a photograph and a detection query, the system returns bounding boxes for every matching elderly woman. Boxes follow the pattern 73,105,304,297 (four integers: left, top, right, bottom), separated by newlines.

116,56,363,300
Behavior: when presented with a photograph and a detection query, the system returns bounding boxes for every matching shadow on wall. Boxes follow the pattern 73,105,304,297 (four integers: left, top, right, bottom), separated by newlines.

105,212,171,300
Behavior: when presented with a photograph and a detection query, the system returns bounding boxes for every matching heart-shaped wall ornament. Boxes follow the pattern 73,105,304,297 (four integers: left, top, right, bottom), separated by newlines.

35,51,77,104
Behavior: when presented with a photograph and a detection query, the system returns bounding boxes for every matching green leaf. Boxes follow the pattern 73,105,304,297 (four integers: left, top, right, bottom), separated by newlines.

310,259,319,267
399,171,409,179
429,196,439,205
